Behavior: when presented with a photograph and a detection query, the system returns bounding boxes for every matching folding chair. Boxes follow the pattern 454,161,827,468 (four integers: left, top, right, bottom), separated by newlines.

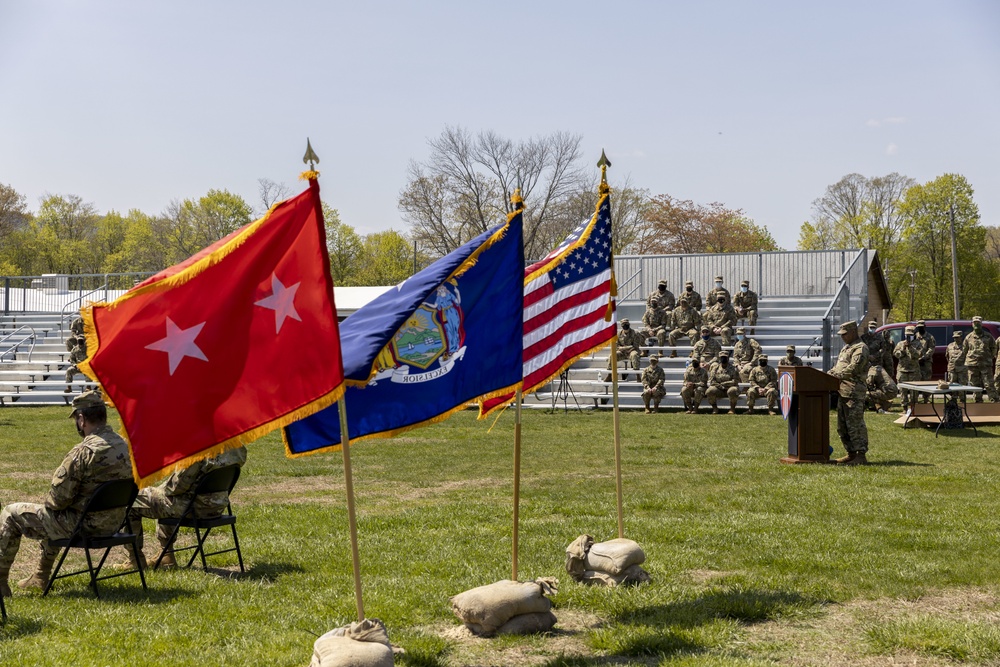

1,586,6,623
44,478,147,598
154,464,244,572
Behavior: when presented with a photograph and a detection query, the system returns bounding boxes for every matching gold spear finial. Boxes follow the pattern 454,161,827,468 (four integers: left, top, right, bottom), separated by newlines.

597,149,611,194
301,138,321,180
511,187,524,211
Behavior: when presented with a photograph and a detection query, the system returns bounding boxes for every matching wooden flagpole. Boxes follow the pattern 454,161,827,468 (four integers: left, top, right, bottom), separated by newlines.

512,387,522,580
337,398,365,621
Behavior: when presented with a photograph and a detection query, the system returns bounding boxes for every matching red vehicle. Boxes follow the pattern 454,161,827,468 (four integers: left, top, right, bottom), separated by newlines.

876,320,1000,379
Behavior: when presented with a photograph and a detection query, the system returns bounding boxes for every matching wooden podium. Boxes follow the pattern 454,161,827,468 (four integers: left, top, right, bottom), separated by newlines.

779,366,840,464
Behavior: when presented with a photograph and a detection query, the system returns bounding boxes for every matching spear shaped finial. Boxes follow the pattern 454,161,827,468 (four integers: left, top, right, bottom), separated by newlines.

303,138,320,170
511,187,524,211
597,149,611,193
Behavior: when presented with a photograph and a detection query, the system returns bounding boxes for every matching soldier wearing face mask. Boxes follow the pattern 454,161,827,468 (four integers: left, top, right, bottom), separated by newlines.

667,296,701,355
732,280,758,331
703,295,737,345
706,351,741,414
746,355,779,414
913,320,936,401
646,280,675,312
894,325,922,411
691,325,721,367
964,316,998,402
861,319,885,362
706,275,730,307
732,327,763,381
778,344,804,367
606,319,645,381
682,280,703,311
680,357,708,413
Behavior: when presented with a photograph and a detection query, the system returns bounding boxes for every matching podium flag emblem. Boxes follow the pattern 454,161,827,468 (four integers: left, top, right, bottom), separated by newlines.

779,372,794,420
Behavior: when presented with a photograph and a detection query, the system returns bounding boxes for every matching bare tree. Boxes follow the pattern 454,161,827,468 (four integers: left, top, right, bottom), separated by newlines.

257,178,292,217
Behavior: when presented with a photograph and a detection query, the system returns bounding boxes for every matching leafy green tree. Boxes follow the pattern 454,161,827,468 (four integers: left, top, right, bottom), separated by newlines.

0,183,30,245
164,189,253,258
29,194,101,273
101,210,173,274
353,230,413,286
321,203,363,286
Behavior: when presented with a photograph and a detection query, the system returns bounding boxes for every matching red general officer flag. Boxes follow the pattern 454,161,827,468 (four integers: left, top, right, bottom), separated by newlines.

79,178,345,487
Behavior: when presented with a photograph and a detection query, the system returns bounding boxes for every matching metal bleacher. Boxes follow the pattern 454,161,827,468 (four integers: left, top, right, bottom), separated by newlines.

0,311,92,406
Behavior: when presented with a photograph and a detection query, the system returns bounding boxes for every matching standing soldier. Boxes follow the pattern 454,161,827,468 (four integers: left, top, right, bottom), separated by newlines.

731,327,763,381
64,317,88,393
667,296,701,357
732,280,759,332
914,320,936,402
861,320,886,368
703,295,737,345
706,275,730,307
640,298,670,347
963,316,998,402
746,355,779,415
641,354,666,414
828,321,871,465
946,331,967,386
680,358,708,414
646,280,675,312
691,325,722,367
607,319,645,382
894,325,922,411
706,351,741,414
682,280,703,311
778,345,804,367
866,355,899,413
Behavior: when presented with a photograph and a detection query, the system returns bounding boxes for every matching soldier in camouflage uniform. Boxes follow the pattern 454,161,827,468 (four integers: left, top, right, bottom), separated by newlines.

120,446,248,569
691,325,722,366
778,345,804,367
861,320,887,370
641,355,666,414
914,320,936,402
646,280,675,312
828,321,870,465
894,325,922,411
0,391,132,595
746,355,778,414
706,351,741,414
606,319,645,381
946,331,967,386
731,327,763,381
732,280,759,330
680,358,708,414
866,355,898,413
64,317,88,393
640,298,670,347
703,296,738,345
667,297,701,356
681,280,703,311
964,316,998,402
706,275,730,307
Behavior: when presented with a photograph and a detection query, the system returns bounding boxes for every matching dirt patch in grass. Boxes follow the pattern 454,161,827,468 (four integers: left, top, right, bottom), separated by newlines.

683,569,740,584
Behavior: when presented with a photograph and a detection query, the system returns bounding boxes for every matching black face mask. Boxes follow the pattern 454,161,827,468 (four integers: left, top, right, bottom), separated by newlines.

701,334,710,340
691,361,700,369
686,286,693,292
720,359,729,366
658,287,666,292
717,299,725,305
905,334,914,342
622,324,630,330
916,326,925,335
75,417,85,438
759,359,768,367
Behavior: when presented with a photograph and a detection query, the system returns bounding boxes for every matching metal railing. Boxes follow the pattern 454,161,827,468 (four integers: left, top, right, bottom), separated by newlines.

617,268,643,301
0,326,37,363
59,282,111,340
2,272,154,315
820,249,869,370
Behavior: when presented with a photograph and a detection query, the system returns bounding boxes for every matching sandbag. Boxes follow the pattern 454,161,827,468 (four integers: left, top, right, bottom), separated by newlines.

584,538,645,575
451,578,557,635
310,618,394,667
579,563,651,587
495,611,557,635
565,534,594,581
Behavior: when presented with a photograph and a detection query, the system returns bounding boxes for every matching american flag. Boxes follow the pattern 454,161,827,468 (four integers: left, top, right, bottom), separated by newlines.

479,194,616,416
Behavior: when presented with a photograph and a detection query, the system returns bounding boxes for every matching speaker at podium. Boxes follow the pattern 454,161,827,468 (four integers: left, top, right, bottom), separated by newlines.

778,366,841,464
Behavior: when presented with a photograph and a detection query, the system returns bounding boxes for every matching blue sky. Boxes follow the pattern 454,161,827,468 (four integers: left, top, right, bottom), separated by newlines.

1,1,997,250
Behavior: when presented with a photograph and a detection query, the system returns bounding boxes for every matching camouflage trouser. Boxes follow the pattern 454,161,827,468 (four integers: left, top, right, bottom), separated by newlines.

607,349,641,372
968,365,998,402
128,487,225,553
706,385,740,409
897,371,920,409
679,385,705,408
836,394,868,453
866,387,898,411
737,363,753,383
0,503,71,578
947,369,968,401
641,327,667,347
736,308,757,327
65,364,80,384
713,328,734,345
668,328,697,347
642,386,665,401
746,386,778,410
918,360,933,401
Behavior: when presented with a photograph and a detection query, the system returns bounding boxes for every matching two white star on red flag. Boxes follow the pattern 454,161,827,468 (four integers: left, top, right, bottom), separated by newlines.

146,273,301,375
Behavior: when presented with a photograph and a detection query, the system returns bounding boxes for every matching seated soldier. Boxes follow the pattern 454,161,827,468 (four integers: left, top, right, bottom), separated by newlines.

706,351,741,414
731,327,763,381
64,317,88,393
119,446,248,569
691,325,722,367
778,345,804,367
606,319,645,382
866,356,898,414
703,295,737,345
733,280,759,332
706,275,730,306
667,296,701,357
641,354,666,414
746,355,779,415
646,280,675,312
680,358,708,414
640,298,669,347
1,391,132,594
682,280,703,311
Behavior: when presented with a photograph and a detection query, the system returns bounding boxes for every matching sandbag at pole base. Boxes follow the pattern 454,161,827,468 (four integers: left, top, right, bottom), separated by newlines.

310,618,402,667
565,534,651,587
450,578,559,637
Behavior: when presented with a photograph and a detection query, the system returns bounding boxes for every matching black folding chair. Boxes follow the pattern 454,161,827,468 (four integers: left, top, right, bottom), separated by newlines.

44,478,147,598
1,586,7,623
154,464,244,572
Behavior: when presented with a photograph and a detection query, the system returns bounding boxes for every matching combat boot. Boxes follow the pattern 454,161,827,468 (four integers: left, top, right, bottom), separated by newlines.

711,405,719,414
652,401,660,413
835,452,857,464
17,550,55,591
0,577,11,598
768,409,778,416
158,551,177,569
669,350,677,358
112,548,147,571
840,452,868,466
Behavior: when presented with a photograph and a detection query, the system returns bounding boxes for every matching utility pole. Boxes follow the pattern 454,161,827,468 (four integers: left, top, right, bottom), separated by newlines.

949,204,960,319
908,269,918,322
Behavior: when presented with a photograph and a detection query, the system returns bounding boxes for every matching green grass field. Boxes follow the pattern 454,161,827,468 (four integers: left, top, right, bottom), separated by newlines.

2,406,1000,666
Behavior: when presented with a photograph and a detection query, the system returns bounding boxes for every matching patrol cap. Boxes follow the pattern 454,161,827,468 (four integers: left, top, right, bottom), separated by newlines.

719,351,730,360
714,275,724,281
917,319,926,326
685,280,693,286
679,296,689,304
736,327,746,334
904,325,916,334
953,331,963,338
786,345,796,352
649,353,659,361
620,318,630,325
759,354,768,360
657,280,667,288
740,280,749,286
650,298,660,306
700,325,710,332
69,390,105,417
973,315,983,323
837,321,858,335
